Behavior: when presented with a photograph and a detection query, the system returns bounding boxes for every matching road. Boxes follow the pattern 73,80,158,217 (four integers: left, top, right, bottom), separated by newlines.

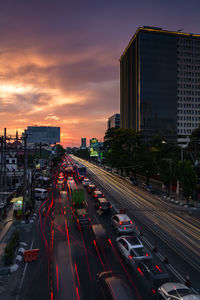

73,157,200,293
14,159,200,300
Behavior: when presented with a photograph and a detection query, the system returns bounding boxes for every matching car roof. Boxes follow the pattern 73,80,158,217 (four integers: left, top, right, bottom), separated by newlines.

76,209,87,215
160,282,190,293
182,296,200,300
122,236,142,246
98,198,108,203
35,188,47,192
114,214,131,221
94,190,103,194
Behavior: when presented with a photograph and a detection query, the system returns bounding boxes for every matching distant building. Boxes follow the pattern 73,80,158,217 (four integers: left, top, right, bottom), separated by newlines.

81,138,86,149
120,26,200,143
90,138,98,146
24,126,60,145
107,114,120,130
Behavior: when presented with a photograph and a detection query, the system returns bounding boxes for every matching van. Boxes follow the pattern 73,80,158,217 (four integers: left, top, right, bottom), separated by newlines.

35,188,48,200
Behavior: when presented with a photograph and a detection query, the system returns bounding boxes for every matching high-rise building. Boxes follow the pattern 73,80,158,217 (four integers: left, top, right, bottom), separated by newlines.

120,26,200,143
107,114,120,129
25,126,60,144
81,138,86,148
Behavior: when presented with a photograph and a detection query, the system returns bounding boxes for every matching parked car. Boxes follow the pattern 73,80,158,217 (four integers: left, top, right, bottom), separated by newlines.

130,178,139,186
95,198,112,213
97,271,137,300
142,183,155,193
35,188,48,201
116,235,152,264
157,282,200,300
111,214,135,234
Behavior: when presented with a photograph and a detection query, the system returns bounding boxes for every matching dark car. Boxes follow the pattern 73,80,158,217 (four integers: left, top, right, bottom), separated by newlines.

74,208,90,228
95,198,112,213
87,184,96,194
91,224,109,251
92,190,105,199
136,260,170,293
131,178,139,186
97,271,137,300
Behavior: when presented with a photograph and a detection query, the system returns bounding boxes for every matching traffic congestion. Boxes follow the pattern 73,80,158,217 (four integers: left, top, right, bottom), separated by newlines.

46,154,200,300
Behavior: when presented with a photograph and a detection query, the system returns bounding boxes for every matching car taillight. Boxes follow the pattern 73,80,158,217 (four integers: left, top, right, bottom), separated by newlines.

124,227,126,230
99,206,101,209
155,265,162,272
130,220,133,224
119,221,122,225
152,289,156,294
146,253,149,256
95,195,97,197
110,205,112,208
89,218,91,222
128,255,132,259
137,268,144,276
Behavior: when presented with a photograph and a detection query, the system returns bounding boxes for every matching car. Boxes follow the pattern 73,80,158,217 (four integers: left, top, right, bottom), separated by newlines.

111,214,135,234
82,178,91,187
130,178,139,186
157,282,200,300
142,183,155,193
116,235,152,265
91,224,109,251
35,188,48,200
87,184,96,194
95,198,112,213
74,208,91,228
92,190,105,199
97,271,137,300
136,260,169,293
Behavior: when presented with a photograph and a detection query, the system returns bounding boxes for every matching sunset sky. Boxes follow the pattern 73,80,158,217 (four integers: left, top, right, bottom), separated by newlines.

0,0,200,146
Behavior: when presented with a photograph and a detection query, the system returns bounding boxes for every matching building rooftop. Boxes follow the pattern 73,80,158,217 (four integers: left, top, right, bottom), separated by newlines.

120,26,200,62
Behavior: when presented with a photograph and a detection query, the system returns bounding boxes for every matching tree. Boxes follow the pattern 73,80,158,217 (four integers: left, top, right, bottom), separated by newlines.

104,128,141,175
177,160,197,203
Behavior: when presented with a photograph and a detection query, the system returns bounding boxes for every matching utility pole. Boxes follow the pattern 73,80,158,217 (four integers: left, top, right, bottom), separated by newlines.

23,133,28,215
3,128,7,193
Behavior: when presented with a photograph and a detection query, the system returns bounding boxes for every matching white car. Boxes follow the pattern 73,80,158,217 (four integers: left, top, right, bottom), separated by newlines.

157,282,200,300
111,214,135,234
82,178,91,187
116,235,152,266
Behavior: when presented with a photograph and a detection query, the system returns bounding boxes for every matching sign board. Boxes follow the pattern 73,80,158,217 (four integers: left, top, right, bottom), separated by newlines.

24,249,39,262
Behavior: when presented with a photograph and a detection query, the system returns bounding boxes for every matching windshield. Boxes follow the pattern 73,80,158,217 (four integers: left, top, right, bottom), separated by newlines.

168,288,191,297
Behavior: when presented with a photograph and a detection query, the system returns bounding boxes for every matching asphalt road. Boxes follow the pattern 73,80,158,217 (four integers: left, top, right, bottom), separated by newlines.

73,157,200,293
13,159,200,300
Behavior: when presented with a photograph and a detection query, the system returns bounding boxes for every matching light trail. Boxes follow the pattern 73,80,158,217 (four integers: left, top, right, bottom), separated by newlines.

76,158,200,271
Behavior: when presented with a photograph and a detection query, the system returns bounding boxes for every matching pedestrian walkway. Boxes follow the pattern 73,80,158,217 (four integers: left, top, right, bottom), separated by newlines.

0,205,14,243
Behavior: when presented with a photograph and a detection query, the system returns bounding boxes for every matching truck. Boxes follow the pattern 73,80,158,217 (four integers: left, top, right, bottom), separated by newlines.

71,188,90,228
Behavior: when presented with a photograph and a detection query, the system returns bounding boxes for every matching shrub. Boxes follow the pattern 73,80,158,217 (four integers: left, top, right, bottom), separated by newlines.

4,231,20,265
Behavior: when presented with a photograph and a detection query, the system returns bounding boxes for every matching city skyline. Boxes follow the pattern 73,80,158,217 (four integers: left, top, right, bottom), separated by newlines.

0,0,200,146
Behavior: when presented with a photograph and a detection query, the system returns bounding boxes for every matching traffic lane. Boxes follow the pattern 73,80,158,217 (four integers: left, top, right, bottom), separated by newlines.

18,205,52,300
60,183,148,300
84,187,155,300
83,171,200,292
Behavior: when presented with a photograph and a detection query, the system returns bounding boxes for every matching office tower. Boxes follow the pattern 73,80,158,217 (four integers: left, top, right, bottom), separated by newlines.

107,114,120,130
120,26,200,143
25,126,60,144
81,138,86,148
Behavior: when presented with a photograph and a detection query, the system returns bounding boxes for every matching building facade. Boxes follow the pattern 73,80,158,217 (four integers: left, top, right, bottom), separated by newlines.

107,114,120,130
120,26,200,143
81,138,86,148
25,126,60,145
